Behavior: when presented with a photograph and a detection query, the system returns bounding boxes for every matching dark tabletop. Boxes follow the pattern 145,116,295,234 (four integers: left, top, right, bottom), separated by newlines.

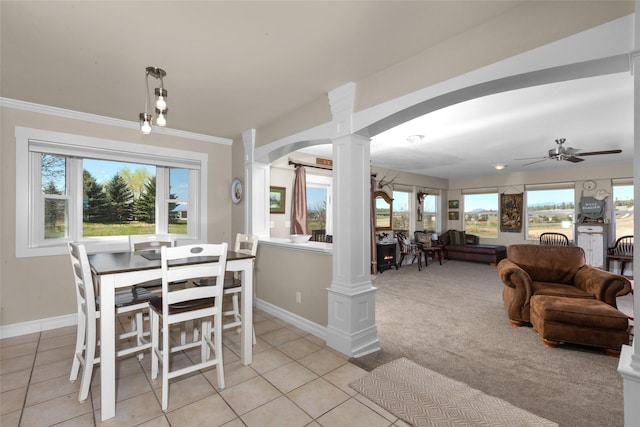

89,250,254,276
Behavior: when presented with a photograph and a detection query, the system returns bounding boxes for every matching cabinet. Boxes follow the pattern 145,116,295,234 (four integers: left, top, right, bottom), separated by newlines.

576,224,606,268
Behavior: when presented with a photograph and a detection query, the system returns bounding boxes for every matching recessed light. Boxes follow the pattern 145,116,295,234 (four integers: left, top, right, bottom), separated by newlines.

494,164,508,170
406,135,425,143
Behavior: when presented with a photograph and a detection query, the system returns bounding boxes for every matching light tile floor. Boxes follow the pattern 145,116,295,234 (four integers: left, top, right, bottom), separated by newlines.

0,309,409,427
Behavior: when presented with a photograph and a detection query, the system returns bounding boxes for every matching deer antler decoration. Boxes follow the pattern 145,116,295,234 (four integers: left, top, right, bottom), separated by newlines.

377,174,398,190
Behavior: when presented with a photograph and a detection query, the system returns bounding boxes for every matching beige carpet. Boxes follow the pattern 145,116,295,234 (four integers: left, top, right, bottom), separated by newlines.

349,260,627,426
350,357,558,427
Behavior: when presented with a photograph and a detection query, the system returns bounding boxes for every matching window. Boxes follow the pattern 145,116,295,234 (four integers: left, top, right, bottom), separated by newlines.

525,187,574,240
16,127,208,257
392,190,410,231
306,174,332,234
613,182,633,240
422,193,439,232
463,192,498,238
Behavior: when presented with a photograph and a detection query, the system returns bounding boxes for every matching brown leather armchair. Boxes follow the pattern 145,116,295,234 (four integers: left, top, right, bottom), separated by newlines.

498,244,632,326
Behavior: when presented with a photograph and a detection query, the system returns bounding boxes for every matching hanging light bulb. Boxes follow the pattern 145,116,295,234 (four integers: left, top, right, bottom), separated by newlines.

155,88,167,110
138,67,167,134
155,108,167,127
139,113,152,134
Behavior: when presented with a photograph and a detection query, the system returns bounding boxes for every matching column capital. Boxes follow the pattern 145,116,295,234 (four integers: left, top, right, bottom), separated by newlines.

328,82,356,138
242,128,256,165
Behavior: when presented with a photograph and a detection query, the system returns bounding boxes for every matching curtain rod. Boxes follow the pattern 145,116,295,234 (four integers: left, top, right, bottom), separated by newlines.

288,159,378,177
288,159,333,170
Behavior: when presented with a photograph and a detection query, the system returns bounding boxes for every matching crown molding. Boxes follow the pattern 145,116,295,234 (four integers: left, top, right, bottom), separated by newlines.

0,98,232,145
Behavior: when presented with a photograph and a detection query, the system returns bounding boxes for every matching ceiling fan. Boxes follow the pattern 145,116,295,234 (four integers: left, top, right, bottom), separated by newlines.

517,138,622,166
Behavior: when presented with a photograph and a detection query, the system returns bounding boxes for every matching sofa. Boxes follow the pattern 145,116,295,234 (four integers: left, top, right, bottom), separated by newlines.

498,244,632,351
439,230,507,265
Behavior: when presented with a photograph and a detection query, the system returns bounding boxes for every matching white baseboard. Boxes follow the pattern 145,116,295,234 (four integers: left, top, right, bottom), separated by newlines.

1,301,327,344
255,298,327,342
0,313,77,339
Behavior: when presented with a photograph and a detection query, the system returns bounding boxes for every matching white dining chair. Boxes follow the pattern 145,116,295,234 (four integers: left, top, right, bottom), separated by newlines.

224,234,258,341
150,243,228,411
128,234,176,292
194,233,258,343
68,242,155,402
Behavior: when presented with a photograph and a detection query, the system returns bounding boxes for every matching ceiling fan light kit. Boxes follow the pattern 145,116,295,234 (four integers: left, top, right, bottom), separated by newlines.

516,138,622,166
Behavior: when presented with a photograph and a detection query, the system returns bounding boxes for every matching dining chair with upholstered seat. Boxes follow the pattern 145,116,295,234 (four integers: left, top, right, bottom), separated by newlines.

194,233,258,343
539,232,570,246
68,242,155,402
397,232,422,270
150,243,228,411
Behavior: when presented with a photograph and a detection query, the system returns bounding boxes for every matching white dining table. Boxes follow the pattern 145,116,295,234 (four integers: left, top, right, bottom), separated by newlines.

88,250,255,421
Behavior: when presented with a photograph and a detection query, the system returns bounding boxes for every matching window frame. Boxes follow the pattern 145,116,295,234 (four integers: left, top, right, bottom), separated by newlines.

16,127,208,257
612,180,633,240
462,190,499,238
421,191,439,233
392,189,411,232
524,183,575,241
306,173,333,234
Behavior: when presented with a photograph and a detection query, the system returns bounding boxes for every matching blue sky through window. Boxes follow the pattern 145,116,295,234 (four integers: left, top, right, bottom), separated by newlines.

83,159,189,199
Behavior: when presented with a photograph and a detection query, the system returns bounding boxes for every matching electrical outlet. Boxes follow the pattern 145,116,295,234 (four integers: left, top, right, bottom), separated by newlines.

296,292,301,304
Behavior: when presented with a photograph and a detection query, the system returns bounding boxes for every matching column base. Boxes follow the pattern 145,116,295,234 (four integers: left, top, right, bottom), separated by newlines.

326,285,380,357
618,344,640,425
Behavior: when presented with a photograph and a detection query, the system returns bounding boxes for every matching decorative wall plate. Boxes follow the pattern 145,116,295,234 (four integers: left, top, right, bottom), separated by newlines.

594,189,610,200
231,178,243,204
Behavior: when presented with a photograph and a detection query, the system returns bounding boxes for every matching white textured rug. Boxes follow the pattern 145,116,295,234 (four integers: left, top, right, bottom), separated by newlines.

349,358,558,427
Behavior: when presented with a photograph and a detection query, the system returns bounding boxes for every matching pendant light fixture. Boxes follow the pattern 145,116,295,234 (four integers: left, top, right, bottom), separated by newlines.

139,66,167,134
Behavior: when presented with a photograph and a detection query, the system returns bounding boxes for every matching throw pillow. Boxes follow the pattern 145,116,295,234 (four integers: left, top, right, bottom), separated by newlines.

451,230,466,245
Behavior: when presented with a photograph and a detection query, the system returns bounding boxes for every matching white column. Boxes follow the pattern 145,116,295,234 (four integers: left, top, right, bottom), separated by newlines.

243,129,270,238
618,4,640,424
325,83,380,357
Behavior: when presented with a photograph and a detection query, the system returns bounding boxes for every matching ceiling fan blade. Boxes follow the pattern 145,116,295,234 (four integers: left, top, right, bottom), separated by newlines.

522,158,549,166
515,156,546,161
564,156,584,163
575,149,622,157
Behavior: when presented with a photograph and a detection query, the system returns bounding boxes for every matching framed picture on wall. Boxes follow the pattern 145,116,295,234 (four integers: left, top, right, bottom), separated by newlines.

448,211,459,220
270,186,286,214
448,200,459,209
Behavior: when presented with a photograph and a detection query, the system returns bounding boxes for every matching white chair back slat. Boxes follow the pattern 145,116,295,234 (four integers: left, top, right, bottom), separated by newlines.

69,242,97,319
235,234,259,256
129,234,175,252
161,244,227,307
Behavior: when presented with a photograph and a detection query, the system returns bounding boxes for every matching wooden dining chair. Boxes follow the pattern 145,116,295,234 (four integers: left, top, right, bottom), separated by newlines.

68,242,155,402
150,243,228,411
607,235,633,276
397,232,422,270
539,232,570,246
310,229,326,242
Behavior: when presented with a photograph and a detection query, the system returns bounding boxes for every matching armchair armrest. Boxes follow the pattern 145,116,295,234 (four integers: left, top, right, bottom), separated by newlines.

497,259,534,319
573,265,632,306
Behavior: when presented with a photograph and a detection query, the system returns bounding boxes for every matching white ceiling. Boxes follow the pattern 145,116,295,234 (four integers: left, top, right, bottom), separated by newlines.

300,71,633,179
1,2,634,180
